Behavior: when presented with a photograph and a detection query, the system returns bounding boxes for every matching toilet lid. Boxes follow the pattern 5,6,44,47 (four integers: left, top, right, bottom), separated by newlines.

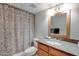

24,46,37,53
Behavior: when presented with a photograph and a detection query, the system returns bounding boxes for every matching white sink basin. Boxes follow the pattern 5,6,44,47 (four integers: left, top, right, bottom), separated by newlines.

47,41,62,46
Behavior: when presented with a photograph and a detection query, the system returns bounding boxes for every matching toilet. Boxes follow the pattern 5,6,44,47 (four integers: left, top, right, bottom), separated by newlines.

24,46,38,56
13,46,38,56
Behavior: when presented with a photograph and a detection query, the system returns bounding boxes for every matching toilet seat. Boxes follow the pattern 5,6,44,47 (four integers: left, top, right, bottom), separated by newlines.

24,46,37,53
24,46,37,56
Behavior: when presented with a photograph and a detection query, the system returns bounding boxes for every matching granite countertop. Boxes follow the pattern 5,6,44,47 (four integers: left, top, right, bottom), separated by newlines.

35,38,79,56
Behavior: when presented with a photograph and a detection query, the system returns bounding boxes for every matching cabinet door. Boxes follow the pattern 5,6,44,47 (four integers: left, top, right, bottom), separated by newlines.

37,49,48,56
38,43,49,52
49,47,69,56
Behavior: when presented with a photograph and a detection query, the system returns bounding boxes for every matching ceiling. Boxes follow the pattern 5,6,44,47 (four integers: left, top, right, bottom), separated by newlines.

8,3,59,14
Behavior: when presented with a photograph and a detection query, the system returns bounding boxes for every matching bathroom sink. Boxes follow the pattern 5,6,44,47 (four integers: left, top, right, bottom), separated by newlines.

47,41,62,46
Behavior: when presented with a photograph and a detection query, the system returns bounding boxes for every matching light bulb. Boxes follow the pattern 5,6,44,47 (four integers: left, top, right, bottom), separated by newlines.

48,9,55,16
60,4,72,12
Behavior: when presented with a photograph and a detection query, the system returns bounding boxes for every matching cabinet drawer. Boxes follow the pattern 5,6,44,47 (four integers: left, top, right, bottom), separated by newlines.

38,43,48,52
37,49,48,56
49,47,69,56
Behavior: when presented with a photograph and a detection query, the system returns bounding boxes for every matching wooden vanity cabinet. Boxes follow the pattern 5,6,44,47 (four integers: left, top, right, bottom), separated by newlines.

38,42,49,52
37,42,75,56
37,49,48,56
37,42,49,56
49,47,69,56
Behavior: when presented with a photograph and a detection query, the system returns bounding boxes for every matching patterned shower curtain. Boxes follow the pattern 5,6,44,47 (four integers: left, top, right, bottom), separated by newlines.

0,4,34,56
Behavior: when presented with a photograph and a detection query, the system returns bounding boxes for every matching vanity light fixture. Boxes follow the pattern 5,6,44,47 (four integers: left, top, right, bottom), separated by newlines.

48,6,61,16
48,3,72,16
54,6,60,13
60,4,72,13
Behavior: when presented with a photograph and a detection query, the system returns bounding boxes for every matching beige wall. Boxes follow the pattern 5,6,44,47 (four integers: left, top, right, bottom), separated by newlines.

35,10,48,38
70,4,79,40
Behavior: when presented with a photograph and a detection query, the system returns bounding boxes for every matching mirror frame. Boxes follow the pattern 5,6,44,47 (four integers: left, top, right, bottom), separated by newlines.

48,10,71,39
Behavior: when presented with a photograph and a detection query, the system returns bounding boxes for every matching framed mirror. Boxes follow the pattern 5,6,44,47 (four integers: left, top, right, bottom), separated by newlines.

48,10,71,39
